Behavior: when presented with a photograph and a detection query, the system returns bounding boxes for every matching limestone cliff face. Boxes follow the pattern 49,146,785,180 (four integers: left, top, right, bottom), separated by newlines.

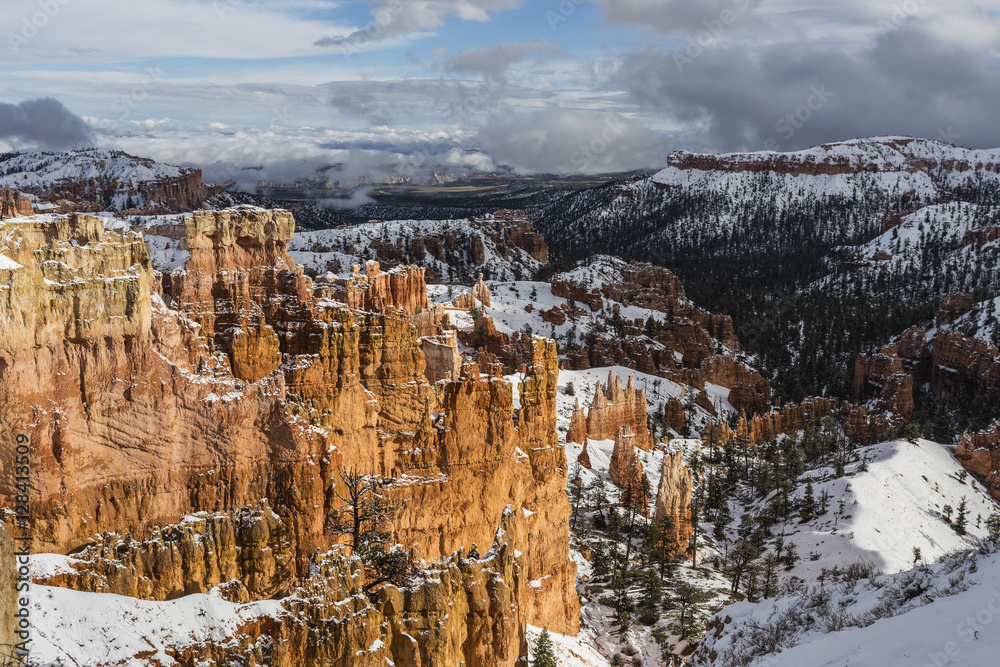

930,331,1000,398
37,501,293,602
0,189,33,217
653,447,693,551
1,207,577,654
706,397,840,447
315,260,431,317
40,507,527,667
854,345,915,419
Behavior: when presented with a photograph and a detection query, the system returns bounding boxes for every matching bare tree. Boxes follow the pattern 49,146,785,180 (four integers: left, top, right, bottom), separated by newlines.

327,469,412,594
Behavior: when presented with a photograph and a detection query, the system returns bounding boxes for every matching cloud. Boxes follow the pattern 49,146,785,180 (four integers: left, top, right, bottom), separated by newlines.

609,23,1000,152
445,40,563,82
593,0,762,34
317,188,376,209
0,98,92,149
476,105,671,174
315,0,522,50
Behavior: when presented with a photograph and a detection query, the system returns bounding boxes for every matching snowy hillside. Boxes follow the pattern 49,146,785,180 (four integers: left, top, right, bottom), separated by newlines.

0,149,202,212
289,216,544,283
28,583,283,666
691,541,1000,667
731,439,995,584
651,137,1000,205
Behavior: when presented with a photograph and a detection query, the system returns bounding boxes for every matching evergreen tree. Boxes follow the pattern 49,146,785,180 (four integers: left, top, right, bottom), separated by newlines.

955,497,969,536
533,629,557,667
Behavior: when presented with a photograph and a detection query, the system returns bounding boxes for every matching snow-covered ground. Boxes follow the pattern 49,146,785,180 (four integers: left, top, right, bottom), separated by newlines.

691,542,1000,667
0,149,187,211
287,217,543,282
734,439,996,585
28,584,284,667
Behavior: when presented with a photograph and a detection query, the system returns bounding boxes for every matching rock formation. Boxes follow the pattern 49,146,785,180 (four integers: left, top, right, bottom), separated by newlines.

929,331,1000,398
608,426,650,511
566,399,587,444
315,260,431,316
854,345,915,419
653,445,693,551
566,372,652,452
0,189,33,218
37,501,293,602
36,507,528,666
937,294,975,326
0,150,207,214
0,206,578,654
664,396,687,434
705,397,841,448
956,420,1000,500
472,272,492,307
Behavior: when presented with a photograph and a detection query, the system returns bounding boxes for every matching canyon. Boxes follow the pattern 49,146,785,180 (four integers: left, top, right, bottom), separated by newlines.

0,204,577,663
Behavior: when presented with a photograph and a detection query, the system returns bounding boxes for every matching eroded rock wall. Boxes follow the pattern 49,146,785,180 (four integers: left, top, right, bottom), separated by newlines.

0,208,577,650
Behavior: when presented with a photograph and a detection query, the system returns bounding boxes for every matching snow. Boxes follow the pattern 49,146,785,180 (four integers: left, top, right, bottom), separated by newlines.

29,584,285,667
288,217,542,282
0,149,185,211
0,254,23,270
750,439,996,584
693,543,1000,667
526,624,611,667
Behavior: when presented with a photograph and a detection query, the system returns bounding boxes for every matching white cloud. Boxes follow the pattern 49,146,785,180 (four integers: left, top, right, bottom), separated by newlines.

314,0,523,49
4,0,351,61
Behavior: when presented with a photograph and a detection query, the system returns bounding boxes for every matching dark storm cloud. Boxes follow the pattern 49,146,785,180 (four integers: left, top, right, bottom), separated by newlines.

611,25,1000,152
593,0,763,34
0,98,92,149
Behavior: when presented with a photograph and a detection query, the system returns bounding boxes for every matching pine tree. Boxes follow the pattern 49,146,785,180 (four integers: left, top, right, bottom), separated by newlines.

955,497,969,536
533,629,557,667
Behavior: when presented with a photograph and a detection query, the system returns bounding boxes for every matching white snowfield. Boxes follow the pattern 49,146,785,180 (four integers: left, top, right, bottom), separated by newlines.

28,584,284,666
769,439,996,583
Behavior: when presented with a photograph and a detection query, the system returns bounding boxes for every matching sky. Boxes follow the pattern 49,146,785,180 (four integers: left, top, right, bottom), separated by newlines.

2,0,1000,187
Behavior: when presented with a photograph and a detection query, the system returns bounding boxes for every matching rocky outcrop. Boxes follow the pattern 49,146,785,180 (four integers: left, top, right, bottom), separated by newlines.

0,207,577,647
472,272,492,307
566,399,587,444
937,294,975,326
608,426,650,511
956,421,1000,500
963,226,1000,246
550,277,603,312
0,189,33,218
653,445,693,551
36,501,292,602
577,440,592,468
664,396,687,434
315,260,431,316
707,397,840,447
574,372,652,451
38,507,528,667
930,331,1000,398
854,345,915,418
